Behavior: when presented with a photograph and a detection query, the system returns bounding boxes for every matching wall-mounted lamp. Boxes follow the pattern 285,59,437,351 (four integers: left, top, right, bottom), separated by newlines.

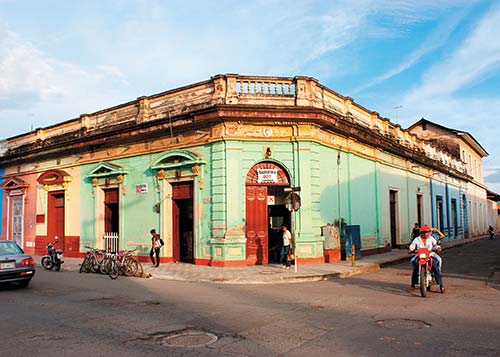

265,147,272,158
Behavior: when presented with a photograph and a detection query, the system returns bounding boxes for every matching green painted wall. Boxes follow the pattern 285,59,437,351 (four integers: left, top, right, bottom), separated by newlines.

77,136,441,261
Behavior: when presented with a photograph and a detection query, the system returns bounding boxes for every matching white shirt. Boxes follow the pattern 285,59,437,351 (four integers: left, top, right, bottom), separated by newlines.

282,229,292,246
409,236,438,252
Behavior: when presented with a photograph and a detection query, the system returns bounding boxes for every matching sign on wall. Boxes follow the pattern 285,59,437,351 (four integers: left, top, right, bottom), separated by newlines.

257,168,278,183
136,183,148,194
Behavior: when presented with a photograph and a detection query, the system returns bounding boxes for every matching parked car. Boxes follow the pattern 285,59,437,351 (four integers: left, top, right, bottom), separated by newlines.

0,240,35,288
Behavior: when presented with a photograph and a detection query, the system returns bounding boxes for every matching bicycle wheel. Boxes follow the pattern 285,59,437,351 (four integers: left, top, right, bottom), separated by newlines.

79,256,90,273
100,256,110,274
123,258,139,277
135,260,144,278
108,260,120,280
89,255,99,273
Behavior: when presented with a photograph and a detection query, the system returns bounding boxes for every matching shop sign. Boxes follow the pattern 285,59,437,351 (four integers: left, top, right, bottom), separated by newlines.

9,189,23,196
257,168,278,183
267,195,275,205
136,183,148,194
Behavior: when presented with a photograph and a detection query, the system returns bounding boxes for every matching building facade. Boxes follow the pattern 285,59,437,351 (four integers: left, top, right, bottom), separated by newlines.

0,74,497,265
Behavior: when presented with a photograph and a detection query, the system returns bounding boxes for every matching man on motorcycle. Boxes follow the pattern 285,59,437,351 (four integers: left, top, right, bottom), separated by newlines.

409,225,445,293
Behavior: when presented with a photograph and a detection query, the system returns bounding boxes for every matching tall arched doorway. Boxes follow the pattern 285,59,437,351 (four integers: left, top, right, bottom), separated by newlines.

245,161,290,265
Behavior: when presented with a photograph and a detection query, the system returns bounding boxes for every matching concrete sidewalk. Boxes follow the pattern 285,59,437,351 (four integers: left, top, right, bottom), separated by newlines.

35,236,486,284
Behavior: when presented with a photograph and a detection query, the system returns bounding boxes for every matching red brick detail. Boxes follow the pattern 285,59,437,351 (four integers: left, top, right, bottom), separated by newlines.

35,235,81,257
195,258,247,267
134,255,174,264
35,236,51,256
323,249,341,262
195,257,326,266
297,256,326,264
64,236,80,257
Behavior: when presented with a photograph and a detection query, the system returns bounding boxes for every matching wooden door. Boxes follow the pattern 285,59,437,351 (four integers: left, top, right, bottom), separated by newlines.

48,191,65,249
246,186,268,265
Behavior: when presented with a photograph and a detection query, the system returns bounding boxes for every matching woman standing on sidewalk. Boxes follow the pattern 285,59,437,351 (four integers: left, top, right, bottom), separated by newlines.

150,229,162,267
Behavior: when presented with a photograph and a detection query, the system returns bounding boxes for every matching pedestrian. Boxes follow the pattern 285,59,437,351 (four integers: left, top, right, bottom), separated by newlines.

150,228,162,267
411,223,420,239
488,225,495,239
280,224,292,270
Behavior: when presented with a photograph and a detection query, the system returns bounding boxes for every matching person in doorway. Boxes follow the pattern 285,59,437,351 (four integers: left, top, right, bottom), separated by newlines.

150,228,161,267
280,224,292,270
411,223,420,239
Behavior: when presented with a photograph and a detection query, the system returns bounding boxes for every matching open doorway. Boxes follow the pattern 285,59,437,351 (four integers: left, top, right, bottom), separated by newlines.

172,181,194,263
267,186,290,263
389,189,399,248
104,188,119,234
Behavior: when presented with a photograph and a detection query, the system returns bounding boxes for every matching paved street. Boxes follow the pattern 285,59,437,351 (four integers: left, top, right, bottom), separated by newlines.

2,238,499,356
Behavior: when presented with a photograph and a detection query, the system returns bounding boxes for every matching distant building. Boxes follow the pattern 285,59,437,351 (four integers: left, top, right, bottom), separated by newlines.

0,75,497,265
408,118,495,238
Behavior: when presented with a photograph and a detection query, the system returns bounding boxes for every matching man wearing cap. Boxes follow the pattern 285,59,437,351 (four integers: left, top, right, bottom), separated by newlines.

408,225,445,293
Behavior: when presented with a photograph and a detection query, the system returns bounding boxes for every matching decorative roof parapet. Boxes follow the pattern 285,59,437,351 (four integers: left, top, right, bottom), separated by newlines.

1,74,467,176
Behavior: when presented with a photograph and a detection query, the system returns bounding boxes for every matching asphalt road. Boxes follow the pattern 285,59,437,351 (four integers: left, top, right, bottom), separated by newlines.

1,238,499,356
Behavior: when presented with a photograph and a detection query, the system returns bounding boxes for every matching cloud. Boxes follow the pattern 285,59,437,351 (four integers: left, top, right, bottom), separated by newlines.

0,28,62,108
484,167,500,183
0,0,493,142
352,8,467,93
391,4,500,193
403,4,500,102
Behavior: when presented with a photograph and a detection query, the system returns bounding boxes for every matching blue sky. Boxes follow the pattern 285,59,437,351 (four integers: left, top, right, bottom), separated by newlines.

1,0,499,192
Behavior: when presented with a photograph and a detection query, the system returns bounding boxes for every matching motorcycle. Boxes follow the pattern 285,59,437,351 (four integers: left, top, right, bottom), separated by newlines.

415,247,437,297
41,239,64,271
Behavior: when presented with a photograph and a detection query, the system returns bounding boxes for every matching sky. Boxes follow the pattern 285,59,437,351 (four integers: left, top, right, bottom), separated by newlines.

0,0,499,192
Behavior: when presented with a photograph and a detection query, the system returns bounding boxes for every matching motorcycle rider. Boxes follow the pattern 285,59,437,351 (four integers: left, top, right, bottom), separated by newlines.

409,225,445,293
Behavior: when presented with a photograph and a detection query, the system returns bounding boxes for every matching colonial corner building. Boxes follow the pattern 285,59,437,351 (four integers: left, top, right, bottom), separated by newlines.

0,74,498,266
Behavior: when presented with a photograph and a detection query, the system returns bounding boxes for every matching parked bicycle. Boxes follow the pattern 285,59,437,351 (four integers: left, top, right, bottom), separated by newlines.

80,246,143,279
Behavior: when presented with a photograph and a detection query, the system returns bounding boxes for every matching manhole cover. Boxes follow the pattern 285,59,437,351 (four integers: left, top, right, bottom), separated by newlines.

376,319,431,329
155,330,218,347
